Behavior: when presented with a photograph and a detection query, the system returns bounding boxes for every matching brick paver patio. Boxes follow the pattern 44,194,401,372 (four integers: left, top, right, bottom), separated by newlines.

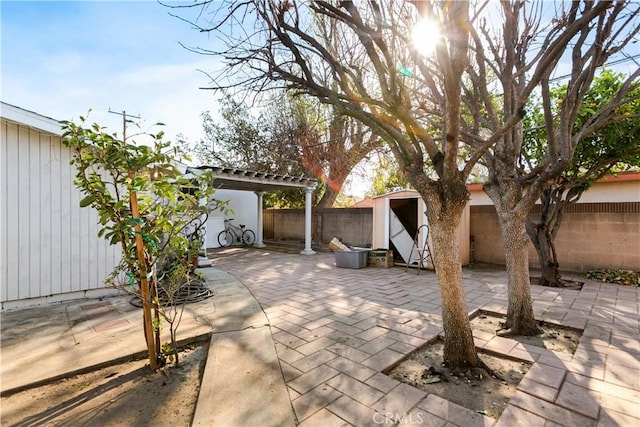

210,248,639,426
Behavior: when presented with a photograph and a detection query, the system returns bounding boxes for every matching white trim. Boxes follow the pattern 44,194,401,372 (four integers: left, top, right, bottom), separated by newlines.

1,287,121,311
191,165,318,192
255,191,266,247
383,197,390,249
300,188,316,255
0,102,61,136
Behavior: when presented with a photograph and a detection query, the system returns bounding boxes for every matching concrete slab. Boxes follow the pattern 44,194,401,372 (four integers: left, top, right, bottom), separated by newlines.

192,326,296,427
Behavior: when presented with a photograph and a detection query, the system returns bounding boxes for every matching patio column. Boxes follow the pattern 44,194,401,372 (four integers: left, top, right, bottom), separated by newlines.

255,191,266,247
300,187,316,255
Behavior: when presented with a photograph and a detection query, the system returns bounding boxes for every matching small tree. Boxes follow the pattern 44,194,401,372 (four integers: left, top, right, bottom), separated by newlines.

62,115,222,369
523,70,640,286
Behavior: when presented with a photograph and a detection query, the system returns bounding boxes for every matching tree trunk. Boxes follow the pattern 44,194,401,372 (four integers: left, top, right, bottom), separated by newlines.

525,184,571,288
419,182,480,368
498,212,543,335
525,219,562,287
316,166,350,208
317,185,339,208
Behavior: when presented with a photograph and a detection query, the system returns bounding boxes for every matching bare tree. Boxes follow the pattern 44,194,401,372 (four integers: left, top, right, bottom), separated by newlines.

191,93,379,207
174,0,481,367
172,0,639,364
462,2,639,333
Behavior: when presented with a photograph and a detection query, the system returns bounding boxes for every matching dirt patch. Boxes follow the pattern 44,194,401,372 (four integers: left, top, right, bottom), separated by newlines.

471,310,582,354
388,339,530,419
530,276,584,290
387,312,583,419
1,341,208,426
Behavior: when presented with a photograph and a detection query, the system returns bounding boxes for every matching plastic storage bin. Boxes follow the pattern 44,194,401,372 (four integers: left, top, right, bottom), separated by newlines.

334,249,369,269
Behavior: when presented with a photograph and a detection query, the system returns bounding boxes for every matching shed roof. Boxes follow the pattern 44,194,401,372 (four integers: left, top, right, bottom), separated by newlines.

1,102,61,136
371,189,419,199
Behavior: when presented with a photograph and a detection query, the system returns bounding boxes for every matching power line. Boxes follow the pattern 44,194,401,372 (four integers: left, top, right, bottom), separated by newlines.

549,54,640,83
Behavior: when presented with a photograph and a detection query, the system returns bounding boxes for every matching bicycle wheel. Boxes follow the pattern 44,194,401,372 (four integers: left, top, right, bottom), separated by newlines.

217,230,234,247
242,229,256,246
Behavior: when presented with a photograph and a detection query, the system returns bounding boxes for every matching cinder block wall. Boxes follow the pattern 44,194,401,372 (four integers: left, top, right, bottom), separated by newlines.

470,202,640,272
264,209,306,240
264,208,373,247
315,208,373,247
266,202,639,272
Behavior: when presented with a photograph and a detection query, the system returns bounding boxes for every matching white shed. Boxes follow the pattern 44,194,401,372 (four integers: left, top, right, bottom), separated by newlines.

1,102,121,309
371,190,470,267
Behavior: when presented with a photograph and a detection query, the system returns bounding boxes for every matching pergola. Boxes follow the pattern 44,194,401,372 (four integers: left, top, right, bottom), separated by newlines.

189,166,318,255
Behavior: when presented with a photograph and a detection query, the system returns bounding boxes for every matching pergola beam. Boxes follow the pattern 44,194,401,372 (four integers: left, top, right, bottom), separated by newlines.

188,165,318,255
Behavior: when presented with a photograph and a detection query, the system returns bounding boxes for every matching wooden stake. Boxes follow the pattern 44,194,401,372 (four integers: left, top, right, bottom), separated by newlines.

130,183,158,371
113,109,157,371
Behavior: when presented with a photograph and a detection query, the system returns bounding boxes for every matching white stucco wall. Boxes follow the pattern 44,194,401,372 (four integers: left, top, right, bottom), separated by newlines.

577,177,640,203
205,189,259,248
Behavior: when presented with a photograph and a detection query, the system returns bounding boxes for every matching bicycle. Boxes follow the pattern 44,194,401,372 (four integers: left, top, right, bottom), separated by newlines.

217,218,256,247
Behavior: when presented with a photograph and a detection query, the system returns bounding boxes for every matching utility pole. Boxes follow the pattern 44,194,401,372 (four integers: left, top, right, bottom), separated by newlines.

109,108,158,370
108,108,141,141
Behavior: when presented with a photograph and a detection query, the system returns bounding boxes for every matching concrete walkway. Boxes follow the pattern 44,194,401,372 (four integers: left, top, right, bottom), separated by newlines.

1,266,295,426
2,248,639,426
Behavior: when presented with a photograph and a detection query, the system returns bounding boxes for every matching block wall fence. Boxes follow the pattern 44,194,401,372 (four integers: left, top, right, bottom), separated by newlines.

470,202,640,272
264,203,640,273
264,208,373,248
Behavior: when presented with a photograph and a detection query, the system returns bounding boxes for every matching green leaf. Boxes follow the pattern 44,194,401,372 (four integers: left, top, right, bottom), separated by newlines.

79,195,96,207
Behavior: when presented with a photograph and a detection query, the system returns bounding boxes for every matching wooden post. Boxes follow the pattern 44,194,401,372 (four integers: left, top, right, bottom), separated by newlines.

130,183,158,371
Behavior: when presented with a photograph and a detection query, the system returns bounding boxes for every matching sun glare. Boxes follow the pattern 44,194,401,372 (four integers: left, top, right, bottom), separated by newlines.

411,18,440,56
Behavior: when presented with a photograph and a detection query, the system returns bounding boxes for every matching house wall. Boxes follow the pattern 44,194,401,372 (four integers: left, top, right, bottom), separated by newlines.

205,189,258,248
1,108,121,309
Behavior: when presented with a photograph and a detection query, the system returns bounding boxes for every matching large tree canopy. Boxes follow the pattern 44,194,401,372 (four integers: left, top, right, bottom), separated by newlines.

190,96,315,207
173,0,639,366
190,93,381,207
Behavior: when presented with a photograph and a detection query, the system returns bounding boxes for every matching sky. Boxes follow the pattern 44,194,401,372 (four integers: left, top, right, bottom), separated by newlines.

2,2,637,199
1,1,223,144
